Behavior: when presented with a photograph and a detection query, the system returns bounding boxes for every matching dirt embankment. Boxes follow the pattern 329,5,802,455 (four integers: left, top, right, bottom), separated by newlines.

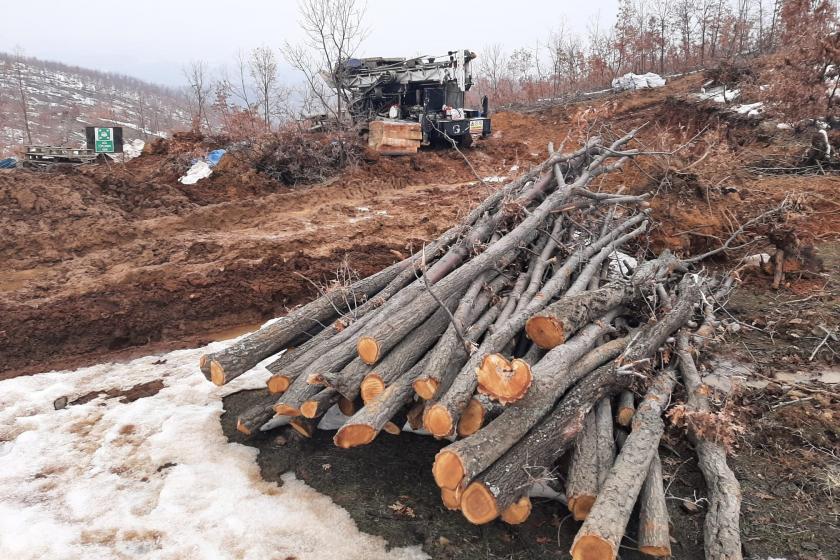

0,132,533,377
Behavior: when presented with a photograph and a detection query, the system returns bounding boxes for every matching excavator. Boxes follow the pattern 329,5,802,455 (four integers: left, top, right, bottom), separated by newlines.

331,49,491,155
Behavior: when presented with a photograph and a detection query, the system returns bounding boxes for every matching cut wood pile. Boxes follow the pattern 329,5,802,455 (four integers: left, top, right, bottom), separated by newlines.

199,132,744,559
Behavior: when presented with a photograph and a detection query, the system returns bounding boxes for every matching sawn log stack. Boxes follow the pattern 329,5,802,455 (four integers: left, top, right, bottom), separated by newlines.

199,133,743,560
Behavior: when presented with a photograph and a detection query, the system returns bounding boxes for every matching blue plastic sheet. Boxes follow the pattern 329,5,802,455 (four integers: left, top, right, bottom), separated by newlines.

206,149,226,167
0,158,16,169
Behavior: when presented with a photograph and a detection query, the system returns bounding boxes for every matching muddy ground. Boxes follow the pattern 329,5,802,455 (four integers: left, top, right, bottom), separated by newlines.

2,72,839,557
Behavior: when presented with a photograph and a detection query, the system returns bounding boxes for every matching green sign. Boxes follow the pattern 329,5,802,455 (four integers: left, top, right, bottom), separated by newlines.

94,127,114,153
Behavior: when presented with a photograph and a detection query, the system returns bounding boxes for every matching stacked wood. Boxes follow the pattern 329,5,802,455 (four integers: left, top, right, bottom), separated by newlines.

198,134,742,556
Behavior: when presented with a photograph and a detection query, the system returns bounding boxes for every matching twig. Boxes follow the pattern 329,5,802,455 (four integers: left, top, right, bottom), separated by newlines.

416,244,470,352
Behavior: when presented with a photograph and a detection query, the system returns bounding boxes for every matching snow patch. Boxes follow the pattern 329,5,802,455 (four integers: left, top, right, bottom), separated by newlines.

123,138,145,160
0,342,426,560
733,102,764,116
482,176,507,183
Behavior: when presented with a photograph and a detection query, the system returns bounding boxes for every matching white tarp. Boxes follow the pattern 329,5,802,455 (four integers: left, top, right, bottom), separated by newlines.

611,73,666,91
178,160,213,185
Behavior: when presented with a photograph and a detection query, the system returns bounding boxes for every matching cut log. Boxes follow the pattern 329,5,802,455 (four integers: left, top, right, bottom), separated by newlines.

236,392,284,436
566,409,600,520
526,250,679,350
616,390,635,427
500,496,532,525
570,370,676,560
456,394,504,437
333,357,432,448
338,396,357,416
526,283,634,349
290,416,318,438
301,388,340,419
458,280,699,523
566,398,615,520
676,333,743,560
476,354,533,404
433,311,620,493
267,374,291,394
201,257,411,384
638,451,671,557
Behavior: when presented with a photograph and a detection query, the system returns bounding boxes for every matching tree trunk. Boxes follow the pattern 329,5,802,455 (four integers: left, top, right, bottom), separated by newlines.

638,451,671,557
475,354,533,404
301,387,341,419
616,390,636,427
236,392,285,436
456,394,504,437
676,334,743,560
570,370,676,560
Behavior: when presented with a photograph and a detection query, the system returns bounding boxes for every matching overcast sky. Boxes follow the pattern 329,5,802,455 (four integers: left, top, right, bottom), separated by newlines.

0,0,618,87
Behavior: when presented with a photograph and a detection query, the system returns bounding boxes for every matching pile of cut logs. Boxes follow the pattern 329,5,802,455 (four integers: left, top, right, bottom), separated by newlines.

200,132,743,560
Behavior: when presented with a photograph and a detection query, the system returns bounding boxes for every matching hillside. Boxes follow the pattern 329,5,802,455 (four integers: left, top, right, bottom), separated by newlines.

0,53,191,156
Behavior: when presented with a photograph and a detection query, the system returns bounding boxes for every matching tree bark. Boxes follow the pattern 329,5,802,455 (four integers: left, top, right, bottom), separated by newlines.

616,390,636,427
236,392,284,436
676,334,743,560
567,398,616,520
638,451,671,557
570,370,676,560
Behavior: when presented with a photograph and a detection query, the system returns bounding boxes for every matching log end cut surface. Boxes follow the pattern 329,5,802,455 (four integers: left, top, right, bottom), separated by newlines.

334,424,376,448
235,418,252,436
273,404,300,416
616,407,634,427
413,377,439,400
360,374,385,404
570,495,596,521
424,404,454,437
357,336,381,365
477,354,532,404
209,361,227,386
571,535,614,560
638,545,671,557
441,487,462,510
460,482,499,525
267,375,290,394
500,496,532,525
300,400,319,419
433,450,465,490
525,316,566,349
456,398,485,437
290,419,315,438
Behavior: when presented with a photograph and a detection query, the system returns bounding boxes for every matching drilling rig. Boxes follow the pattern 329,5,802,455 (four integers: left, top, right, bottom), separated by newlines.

331,50,491,155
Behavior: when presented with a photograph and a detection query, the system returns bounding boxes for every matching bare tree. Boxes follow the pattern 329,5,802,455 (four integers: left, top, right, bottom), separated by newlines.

183,60,212,133
249,46,282,130
479,43,509,99
282,0,368,126
11,49,32,145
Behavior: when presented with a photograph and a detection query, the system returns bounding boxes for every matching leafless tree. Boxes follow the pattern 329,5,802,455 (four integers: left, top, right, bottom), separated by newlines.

183,60,212,133
282,0,368,126
249,46,283,130
11,48,32,145
479,43,509,99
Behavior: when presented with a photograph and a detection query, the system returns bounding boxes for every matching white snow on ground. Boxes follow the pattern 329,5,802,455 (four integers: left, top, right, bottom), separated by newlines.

0,340,427,560
694,86,741,103
123,139,145,160
481,176,507,183
733,102,764,117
